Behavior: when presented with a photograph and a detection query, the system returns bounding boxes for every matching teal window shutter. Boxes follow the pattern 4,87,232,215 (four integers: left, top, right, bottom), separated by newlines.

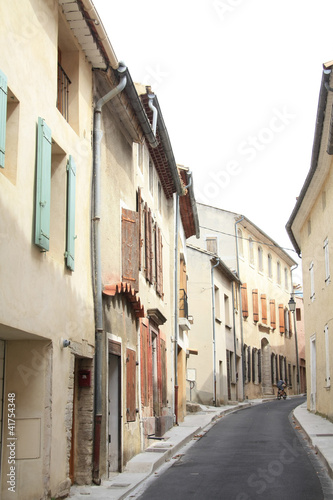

65,155,76,271
0,69,8,168
35,117,52,251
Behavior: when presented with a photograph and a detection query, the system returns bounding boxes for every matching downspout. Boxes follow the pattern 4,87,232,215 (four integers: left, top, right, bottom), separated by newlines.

148,94,158,136
174,175,191,424
211,258,220,406
235,216,245,399
92,62,127,483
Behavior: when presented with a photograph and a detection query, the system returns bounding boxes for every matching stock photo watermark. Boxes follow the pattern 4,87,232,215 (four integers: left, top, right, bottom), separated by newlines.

212,0,246,21
7,393,16,493
235,438,300,499
195,106,296,204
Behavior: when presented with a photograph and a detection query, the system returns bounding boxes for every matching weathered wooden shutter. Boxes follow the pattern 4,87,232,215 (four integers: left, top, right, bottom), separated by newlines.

126,348,136,422
122,208,139,292
279,304,285,334
270,299,276,329
65,155,76,271
252,289,259,322
258,350,261,383
252,348,256,382
261,294,267,324
271,354,275,384
156,226,163,297
284,357,288,385
275,355,279,384
0,69,7,168
148,208,153,283
247,346,251,382
138,188,142,271
35,117,52,251
160,337,167,407
140,320,149,407
241,283,248,318
157,332,162,410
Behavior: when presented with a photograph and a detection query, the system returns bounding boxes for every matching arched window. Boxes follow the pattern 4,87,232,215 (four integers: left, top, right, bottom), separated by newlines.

258,246,263,272
277,261,281,285
268,254,273,278
237,228,243,257
249,238,254,265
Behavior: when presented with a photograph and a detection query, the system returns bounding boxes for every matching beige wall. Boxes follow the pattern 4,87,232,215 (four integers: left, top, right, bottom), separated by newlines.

298,157,333,418
0,1,95,497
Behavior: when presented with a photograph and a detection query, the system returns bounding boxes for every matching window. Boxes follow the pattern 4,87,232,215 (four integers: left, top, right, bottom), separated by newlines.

284,308,290,337
324,238,330,284
65,156,76,271
158,181,162,213
206,236,218,255
258,246,263,272
277,261,281,285
324,324,331,388
284,267,289,290
0,68,19,183
215,285,221,320
279,304,285,334
249,238,254,265
237,228,243,257
155,225,163,297
296,308,301,321
268,254,273,279
309,261,315,301
149,159,154,194
224,294,230,326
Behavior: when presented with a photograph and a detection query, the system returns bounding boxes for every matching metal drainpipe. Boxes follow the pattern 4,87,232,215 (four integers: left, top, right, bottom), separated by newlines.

148,94,158,136
174,175,191,424
235,216,245,399
92,62,127,483
211,258,220,405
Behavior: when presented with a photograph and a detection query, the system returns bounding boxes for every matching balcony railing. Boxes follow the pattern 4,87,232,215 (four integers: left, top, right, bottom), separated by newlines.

179,288,188,319
57,62,71,122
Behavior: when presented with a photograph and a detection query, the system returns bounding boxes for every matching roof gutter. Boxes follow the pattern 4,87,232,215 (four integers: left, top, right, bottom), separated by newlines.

286,66,332,255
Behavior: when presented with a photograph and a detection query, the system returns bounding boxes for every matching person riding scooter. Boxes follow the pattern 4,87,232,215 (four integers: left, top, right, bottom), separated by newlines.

277,379,287,399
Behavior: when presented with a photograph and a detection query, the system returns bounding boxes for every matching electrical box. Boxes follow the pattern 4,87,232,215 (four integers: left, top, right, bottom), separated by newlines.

78,369,91,387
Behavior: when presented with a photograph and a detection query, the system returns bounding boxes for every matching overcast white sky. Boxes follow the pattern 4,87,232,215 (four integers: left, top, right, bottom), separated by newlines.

93,0,333,282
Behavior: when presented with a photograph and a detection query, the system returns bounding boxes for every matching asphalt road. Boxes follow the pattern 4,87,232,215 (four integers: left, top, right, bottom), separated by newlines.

137,397,333,500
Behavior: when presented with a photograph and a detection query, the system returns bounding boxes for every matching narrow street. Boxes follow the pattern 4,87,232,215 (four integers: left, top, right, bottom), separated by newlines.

133,398,333,500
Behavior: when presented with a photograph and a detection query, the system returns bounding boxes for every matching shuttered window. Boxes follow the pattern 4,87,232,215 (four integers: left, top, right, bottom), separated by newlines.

144,203,153,284
261,294,267,324
35,117,52,251
279,304,285,334
126,348,136,422
161,337,167,406
270,299,276,329
0,69,7,168
122,208,139,292
247,346,251,382
241,283,248,318
155,226,163,297
252,289,259,322
65,155,76,271
258,349,261,383
138,188,142,270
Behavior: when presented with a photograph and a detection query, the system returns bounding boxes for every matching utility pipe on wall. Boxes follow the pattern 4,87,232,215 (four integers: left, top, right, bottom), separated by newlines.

92,62,127,483
211,258,220,406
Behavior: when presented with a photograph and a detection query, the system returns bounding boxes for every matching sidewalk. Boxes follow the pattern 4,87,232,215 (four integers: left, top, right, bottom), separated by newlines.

69,397,333,499
293,400,333,479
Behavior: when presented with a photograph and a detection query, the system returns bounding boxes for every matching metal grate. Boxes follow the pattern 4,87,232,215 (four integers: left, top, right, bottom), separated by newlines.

57,62,71,122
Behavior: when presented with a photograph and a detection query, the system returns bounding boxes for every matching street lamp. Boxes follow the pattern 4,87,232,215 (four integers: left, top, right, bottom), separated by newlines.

288,294,300,394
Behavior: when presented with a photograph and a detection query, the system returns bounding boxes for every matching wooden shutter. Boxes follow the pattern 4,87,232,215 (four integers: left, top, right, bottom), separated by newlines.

122,208,139,292
252,289,259,322
140,320,149,407
160,337,167,407
0,69,7,168
279,304,285,334
138,188,142,271
258,350,261,383
241,283,248,318
270,299,276,329
35,117,52,251
126,348,136,422
252,348,256,382
156,226,163,297
247,346,251,381
144,204,153,283
261,294,267,324
65,155,76,271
